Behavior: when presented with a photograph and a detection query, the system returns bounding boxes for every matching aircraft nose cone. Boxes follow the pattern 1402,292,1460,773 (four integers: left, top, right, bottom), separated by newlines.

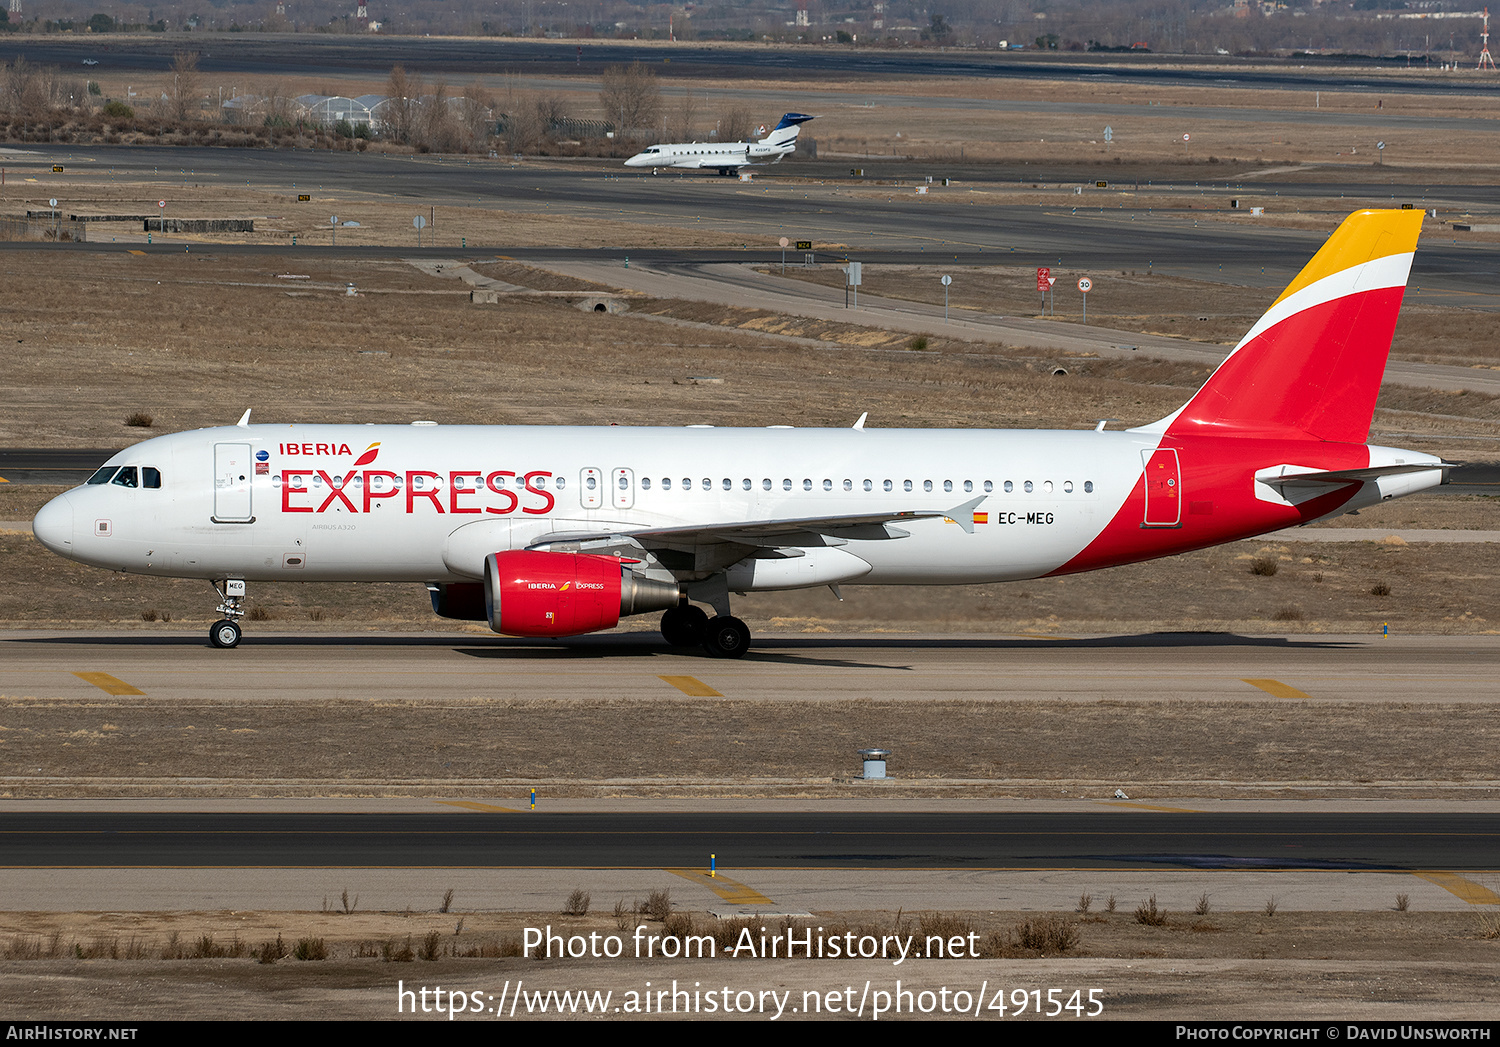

32,493,75,556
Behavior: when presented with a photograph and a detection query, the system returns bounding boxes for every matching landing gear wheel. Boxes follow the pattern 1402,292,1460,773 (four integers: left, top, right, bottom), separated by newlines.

661,605,708,647
209,619,242,649
701,615,751,659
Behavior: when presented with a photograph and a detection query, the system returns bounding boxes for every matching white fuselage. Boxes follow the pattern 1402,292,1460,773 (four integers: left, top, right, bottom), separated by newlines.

35,423,1152,585
32,422,1444,598
623,139,792,171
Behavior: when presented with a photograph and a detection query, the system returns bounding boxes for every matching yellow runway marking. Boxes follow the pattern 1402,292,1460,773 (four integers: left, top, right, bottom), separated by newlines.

127,250,146,256
1242,678,1312,700
659,675,723,697
667,868,775,906
1414,872,1500,905
72,672,144,696
436,800,523,813
1098,801,1202,813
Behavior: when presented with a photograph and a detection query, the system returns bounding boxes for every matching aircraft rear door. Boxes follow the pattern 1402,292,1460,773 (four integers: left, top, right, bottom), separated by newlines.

213,443,254,523
1141,447,1181,528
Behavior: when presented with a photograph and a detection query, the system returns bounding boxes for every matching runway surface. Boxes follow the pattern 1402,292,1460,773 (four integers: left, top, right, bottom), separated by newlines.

0,804,1496,912
5,144,1497,297
1,811,1495,870
3,35,1495,95
3,631,1497,706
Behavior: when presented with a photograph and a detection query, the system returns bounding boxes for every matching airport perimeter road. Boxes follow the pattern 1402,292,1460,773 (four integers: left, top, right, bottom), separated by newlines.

5,631,1499,706
544,258,1500,395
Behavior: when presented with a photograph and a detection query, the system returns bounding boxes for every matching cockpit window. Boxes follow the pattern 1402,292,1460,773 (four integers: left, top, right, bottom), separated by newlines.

86,466,117,485
142,467,162,489
110,466,138,488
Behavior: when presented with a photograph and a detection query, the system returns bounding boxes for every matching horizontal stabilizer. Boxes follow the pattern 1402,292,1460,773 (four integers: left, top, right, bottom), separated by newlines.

1255,462,1452,488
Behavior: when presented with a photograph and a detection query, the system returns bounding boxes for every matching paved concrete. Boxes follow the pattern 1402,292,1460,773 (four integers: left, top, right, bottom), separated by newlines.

3,631,1498,706
0,866,1483,914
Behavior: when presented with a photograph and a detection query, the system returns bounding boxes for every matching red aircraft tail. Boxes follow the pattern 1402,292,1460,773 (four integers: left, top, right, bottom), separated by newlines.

1139,209,1423,445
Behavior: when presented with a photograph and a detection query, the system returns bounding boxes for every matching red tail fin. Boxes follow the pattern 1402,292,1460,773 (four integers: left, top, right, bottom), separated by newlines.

1140,209,1423,444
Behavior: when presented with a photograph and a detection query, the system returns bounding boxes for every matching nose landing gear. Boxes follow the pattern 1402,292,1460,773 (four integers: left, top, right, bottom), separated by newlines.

209,579,247,649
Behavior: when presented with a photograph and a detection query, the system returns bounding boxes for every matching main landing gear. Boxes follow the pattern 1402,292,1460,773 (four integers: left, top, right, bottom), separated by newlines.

209,579,247,649
659,602,752,659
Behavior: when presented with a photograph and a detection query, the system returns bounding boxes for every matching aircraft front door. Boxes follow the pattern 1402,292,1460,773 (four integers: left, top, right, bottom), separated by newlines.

213,443,254,523
1141,447,1181,528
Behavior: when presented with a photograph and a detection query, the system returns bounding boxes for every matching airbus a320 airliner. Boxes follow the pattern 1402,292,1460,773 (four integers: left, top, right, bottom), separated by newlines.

33,210,1444,657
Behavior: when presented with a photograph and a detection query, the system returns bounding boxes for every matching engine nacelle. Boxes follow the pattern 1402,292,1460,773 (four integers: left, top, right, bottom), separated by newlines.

483,550,680,637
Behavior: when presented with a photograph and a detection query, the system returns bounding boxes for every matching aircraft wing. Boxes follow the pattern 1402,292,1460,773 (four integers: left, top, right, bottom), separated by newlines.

527,496,989,551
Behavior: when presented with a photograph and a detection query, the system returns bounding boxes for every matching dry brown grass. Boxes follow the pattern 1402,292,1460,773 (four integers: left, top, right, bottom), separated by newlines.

2,692,1500,792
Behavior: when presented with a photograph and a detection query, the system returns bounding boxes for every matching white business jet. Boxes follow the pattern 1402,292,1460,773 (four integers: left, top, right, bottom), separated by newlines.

624,113,814,176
